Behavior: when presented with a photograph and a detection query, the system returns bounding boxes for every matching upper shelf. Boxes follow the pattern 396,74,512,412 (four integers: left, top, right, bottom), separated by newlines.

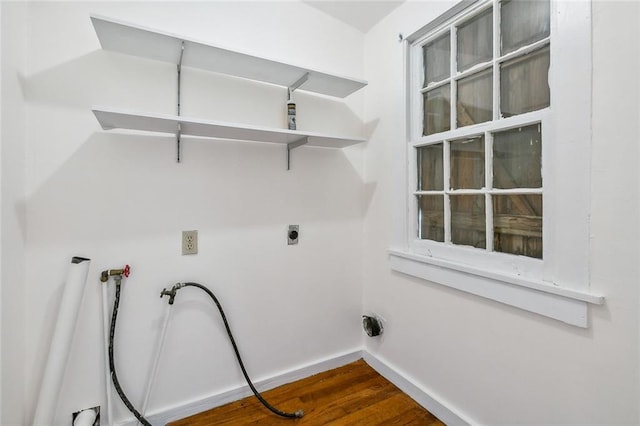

93,107,366,149
91,15,368,98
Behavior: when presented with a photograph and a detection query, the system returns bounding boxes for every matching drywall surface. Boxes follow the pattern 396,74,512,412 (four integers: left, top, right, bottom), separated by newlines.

0,4,3,422
362,1,639,424
18,2,365,425
1,2,28,425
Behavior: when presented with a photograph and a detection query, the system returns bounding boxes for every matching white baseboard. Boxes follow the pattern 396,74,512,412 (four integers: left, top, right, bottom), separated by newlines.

117,349,362,426
362,351,474,426
117,349,472,426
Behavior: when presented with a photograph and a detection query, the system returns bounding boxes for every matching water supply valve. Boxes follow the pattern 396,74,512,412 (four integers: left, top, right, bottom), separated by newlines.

160,282,185,305
100,265,131,282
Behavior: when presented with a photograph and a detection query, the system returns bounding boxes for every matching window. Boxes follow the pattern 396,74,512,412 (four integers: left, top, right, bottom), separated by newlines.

417,0,548,259
390,0,603,327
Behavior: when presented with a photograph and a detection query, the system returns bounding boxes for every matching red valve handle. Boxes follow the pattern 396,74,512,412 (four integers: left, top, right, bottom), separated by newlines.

123,265,130,277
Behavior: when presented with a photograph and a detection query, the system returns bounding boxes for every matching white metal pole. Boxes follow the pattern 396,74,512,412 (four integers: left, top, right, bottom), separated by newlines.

139,305,173,423
101,279,114,426
32,257,91,426
73,408,98,426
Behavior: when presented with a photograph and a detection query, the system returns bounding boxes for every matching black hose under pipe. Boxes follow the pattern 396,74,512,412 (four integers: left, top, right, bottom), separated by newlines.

108,280,303,426
182,282,304,419
109,278,152,426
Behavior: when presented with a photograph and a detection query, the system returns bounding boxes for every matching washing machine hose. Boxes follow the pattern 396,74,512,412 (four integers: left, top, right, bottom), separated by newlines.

109,280,303,426
109,278,152,425
181,282,304,419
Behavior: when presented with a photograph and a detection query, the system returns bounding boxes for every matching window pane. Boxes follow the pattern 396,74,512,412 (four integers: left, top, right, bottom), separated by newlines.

418,195,445,242
493,194,542,258
450,136,485,189
501,0,550,55
457,69,493,127
418,144,444,190
457,8,493,72
493,124,542,188
451,195,486,248
423,84,451,135
423,33,451,86
500,46,550,117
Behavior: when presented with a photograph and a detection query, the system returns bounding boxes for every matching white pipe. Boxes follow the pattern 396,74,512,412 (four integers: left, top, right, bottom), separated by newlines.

139,304,173,423
101,278,114,426
73,408,98,426
32,257,91,426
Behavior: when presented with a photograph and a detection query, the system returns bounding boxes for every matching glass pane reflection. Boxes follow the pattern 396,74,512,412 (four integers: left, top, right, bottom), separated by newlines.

493,194,542,258
500,47,550,117
418,195,445,242
450,136,485,189
457,8,493,71
493,124,542,189
418,144,444,191
501,0,550,55
423,32,451,86
451,195,486,248
424,84,451,135
457,69,493,127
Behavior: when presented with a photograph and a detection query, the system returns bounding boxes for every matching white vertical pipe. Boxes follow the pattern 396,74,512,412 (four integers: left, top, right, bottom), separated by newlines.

101,281,113,426
32,257,91,426
139,305,173,423
73,408,98,426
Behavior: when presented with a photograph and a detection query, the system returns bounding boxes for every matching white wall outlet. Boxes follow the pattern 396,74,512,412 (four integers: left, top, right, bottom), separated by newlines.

182,230,198,255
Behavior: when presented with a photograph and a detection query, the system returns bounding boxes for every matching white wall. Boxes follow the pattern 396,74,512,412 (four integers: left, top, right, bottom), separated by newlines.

362,1,639,424
4,1,640,425
1,3,3,422
1,2,28,425
14,2,366,425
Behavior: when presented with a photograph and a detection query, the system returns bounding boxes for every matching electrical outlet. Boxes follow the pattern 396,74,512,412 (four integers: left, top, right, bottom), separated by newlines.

182,230,198,255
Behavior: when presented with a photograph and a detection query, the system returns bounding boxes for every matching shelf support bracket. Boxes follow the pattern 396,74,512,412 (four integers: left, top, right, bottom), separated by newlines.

176,40,185,163
287,137,308,171
287,72,309,101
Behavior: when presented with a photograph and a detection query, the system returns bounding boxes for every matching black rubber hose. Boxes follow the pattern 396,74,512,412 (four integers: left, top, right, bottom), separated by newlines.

182,282,304,419
109,279,152,426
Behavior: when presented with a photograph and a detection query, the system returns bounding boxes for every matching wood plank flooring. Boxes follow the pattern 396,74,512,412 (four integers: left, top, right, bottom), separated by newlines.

168,359,444,426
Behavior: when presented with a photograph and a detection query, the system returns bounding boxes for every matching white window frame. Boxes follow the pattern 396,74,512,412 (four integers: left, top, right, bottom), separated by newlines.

389,0,604,327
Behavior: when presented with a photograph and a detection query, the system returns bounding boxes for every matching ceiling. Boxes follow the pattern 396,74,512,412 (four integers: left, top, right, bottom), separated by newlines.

303,1,406,33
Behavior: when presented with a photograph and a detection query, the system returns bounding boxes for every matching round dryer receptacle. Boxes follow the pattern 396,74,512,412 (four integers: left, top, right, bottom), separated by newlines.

362,315,383,337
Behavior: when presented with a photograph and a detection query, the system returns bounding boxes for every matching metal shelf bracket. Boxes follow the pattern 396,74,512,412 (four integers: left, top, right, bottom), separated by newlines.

286,73,310,170
287,72,309,101
287,137,308,171
176,40,185,163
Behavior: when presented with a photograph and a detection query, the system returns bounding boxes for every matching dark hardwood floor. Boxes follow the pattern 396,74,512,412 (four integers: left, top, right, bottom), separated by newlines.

168,359,444,425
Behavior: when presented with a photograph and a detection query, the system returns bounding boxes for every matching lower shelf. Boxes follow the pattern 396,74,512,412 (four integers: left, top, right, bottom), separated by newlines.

92,107,365,149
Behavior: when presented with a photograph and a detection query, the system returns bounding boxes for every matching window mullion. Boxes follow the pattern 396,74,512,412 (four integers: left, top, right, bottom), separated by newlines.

487,0,498,252
414,190,445,196
450,24,457,132
414,45,424,141
484,0,501,252
447,22,455,245
485,130,494,252
443,139,451,243
493,0,500,121
409,45,421,242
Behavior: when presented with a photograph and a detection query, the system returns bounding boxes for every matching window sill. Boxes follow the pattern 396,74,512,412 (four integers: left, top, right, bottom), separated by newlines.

388,249,604,328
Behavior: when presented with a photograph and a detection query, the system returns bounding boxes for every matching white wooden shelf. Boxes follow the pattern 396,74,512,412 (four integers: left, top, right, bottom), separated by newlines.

90,16,367,166
91,15,367,98
93,107,366,149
